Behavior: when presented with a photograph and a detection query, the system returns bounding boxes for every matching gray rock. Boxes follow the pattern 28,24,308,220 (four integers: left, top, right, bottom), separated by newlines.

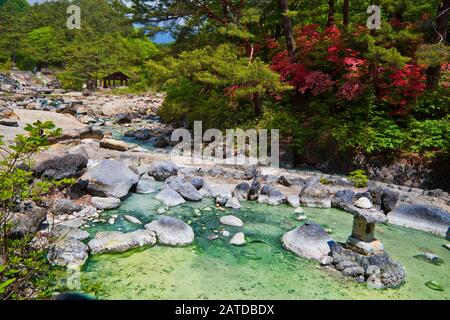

286,195,300,208
50,225,90,241
365,265,381,277
258,185,286,205
155,187,186,207
82,160,139,198
136,174,157,194
299,180,331,208
281,223,333,261
88,230,156,254
190,177,204,190
225,197,241,209
34,153,87,179
341,266,365,277
248,180,261,201
9,206,46,237
333,190,355,205
165,175,185,190
380,188,399,214
220,215,244,227
389,204,450,238
278,175,305,187
52,199,82,215
148,160,178,181
145,216,194,246
233,182,250,201
114,113,133,124
243,165,258,180
48,239,89,268
176,183,203,201
91,197,121,210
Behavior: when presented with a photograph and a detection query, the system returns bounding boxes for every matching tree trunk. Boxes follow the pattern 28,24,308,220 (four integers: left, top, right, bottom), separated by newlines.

327,0,335,27
426,0,450,90
253,92,262,116
343,0,349,27
279,0,296,58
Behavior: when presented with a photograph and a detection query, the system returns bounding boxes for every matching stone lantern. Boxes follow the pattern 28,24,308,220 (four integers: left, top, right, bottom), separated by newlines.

346,216,385,255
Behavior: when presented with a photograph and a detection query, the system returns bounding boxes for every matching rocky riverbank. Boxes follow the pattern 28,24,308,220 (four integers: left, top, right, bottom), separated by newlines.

1,78,449,292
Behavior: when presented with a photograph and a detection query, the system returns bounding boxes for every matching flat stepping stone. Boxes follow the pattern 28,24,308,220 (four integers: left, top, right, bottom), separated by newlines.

220,215,243,227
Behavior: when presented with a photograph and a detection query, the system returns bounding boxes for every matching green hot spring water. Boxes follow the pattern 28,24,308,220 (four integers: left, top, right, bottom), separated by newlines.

71,191,450,300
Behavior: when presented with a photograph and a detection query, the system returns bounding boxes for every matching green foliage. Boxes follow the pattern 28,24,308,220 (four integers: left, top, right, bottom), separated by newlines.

0,121,63,299
348,170,369,188
157,44,289,129
320,177,332,185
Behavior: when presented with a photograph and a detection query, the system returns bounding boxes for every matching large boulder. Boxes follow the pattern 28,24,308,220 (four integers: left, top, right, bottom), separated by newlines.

165,175,185,190
145,216,194,246
281,223,333,261
190,177,204,190
248,180,261,201
88,230,156,255
49,225,90,242
233,182,250,201
148,161,178,181
155,187,186,207
380,188,399,214
52,199,82,215
82,160,139,198
333,190,355,205
135,174,157,194
176,183,203,201
258,185,286,206
91,197,121,210
47,238,89,268
299,180,331,208
9,206,46,237
388,204,450,238
33,153,88,179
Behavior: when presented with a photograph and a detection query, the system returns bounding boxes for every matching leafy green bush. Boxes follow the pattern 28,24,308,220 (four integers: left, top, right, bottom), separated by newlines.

0,120,62,299
348,169,369,188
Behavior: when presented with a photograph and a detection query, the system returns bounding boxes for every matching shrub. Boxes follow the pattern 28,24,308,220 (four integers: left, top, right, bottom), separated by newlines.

348,169,369,188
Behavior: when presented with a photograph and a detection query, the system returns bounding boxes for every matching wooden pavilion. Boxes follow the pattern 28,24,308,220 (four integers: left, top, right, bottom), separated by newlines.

102,72,130,88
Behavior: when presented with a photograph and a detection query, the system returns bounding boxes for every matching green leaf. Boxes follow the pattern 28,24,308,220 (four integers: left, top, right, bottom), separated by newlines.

425,281,444,291
0,278,16,294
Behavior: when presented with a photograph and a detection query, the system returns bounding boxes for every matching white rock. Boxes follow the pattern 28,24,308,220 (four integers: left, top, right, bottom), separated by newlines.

145,216,194,246
294,207,304,214
287,195,300,208
354,197,372,209
225,197,241,209
91,197,121,210
220,215,244,227
124,215,142,225
296,215,307,221
229,232,246,246
222,230,230,237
